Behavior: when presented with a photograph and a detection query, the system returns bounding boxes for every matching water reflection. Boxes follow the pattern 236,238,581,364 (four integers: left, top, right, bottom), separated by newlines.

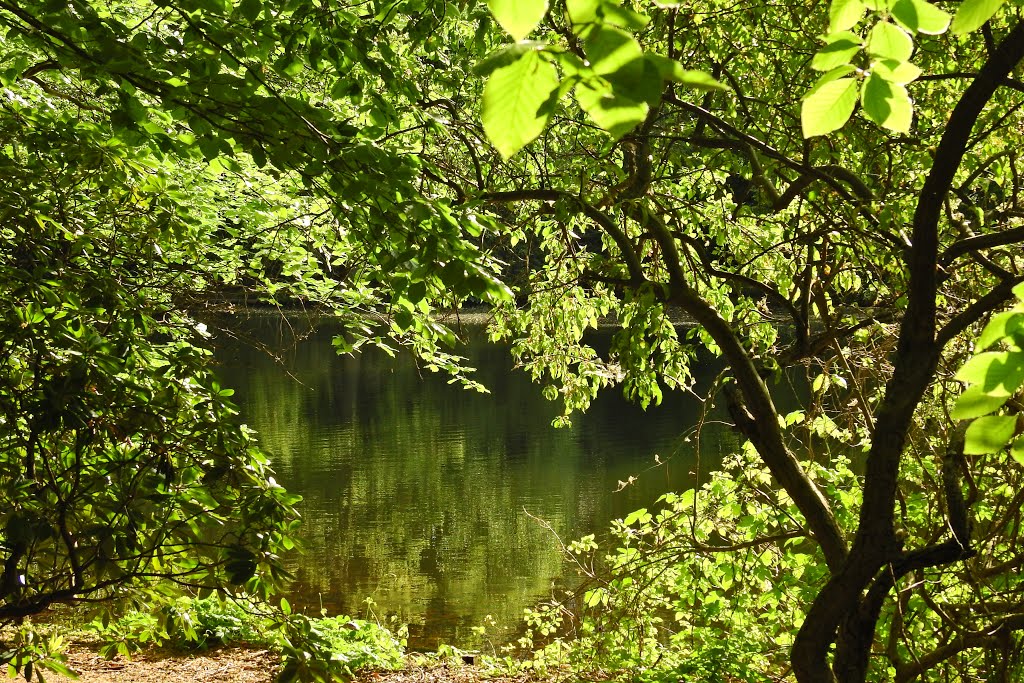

212,314,737,649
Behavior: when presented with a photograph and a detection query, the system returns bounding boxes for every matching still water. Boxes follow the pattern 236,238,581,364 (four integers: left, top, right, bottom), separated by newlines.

212,313,738,649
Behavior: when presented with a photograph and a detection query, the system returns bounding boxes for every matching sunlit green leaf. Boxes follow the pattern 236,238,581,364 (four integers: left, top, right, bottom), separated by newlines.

950,0,1007,35
890,0,951,34
829,0,866,32
575,77,648,139
977,311,1024,351
951,385,1009,420
801,69,858,137
585,25,644,75
645,54,727,90
812,31,864,71
474,42,548,76
955,351,1024,395
487,0,548,41
604,57,663,106
1012,435,1024,466
861,73,913,132
567,0,601,25
871,58,922,84
964,415,1018,454
482,52,560,157
867,21,914,62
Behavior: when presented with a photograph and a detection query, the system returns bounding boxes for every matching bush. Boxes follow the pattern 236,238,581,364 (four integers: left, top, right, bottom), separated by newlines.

86,595,406,681
504,446,859,682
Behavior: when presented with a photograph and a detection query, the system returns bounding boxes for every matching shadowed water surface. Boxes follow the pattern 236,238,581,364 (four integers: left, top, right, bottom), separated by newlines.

212,314,739,649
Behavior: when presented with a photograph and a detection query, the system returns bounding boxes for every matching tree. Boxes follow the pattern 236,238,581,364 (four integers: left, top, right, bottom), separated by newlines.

2,0,1024,682
0,29,310,680
0,0,507,678
471,1,1024,681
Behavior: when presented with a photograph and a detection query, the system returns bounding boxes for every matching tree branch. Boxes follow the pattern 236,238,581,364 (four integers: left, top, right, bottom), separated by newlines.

894,613,1024,683
940,226,1024,266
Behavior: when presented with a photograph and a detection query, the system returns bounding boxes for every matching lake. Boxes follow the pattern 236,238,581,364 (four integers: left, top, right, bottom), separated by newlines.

212,312,740,650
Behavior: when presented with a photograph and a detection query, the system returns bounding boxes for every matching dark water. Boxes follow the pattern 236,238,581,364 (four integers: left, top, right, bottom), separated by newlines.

212,314,740,649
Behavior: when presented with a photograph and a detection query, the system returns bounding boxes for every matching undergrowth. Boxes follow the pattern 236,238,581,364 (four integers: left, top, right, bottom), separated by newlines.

78,595,406,681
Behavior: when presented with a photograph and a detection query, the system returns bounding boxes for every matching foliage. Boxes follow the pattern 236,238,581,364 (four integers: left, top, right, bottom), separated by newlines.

473,1,1024,680
503,445,857,681
87,595,405,680
2,0,1024,681
0,91,303,675
952,282,1024,461
89,596,273,653
0,627,76,682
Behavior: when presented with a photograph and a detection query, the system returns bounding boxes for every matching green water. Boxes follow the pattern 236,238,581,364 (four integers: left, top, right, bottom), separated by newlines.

212,314,738,649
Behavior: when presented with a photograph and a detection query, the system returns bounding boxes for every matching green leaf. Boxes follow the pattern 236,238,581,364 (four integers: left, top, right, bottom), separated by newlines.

575,78,648,139
597,4,649,30
950,0,1007,35
238,0,261,21
474,42,547,76
812,31,864,71
567,0,601,25
487,0,548,41
830,0,866,32
890,0,951,34
955,350,1024,395
951,384,1009,420
481,51,560,158
964,415,1018,454
861,73,913,132
871,59,923,85
585,25,644,75
676,69,728,91
1012,435,1024,466
644,55,727,90
867,22,914,62
568,0,649,30
604,57,663,107
977,311,1024,351
801,69,858,138
250,145,267,169
623,508,648,525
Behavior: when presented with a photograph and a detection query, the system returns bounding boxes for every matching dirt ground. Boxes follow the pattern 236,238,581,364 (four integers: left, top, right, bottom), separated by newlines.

49,645,277,683
46,644,538,683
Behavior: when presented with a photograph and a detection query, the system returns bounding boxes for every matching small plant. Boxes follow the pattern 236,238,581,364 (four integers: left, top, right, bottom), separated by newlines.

87,595,274,656
275,612,405,683
0,626,77,682
503,446,859,681
86,595,407,682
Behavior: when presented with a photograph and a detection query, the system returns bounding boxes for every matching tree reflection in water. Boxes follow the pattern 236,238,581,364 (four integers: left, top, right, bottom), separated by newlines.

213,313,741,649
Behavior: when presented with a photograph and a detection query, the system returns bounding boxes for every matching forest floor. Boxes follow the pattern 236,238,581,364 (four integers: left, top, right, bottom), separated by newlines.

48,643,540,683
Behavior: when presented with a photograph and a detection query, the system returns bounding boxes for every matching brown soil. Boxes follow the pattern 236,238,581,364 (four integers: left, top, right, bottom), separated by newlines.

47,645,539,683
50,645,278,683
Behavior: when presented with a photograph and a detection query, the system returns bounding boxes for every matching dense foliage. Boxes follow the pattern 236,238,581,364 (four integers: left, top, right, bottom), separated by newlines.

2,0,1024,681
91,596,405,678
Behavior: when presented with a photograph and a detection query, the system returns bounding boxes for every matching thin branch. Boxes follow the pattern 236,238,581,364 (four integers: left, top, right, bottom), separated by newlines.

480,189,646,284
895,613,1024,683
940,226,1024,266
937,275,1024,348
